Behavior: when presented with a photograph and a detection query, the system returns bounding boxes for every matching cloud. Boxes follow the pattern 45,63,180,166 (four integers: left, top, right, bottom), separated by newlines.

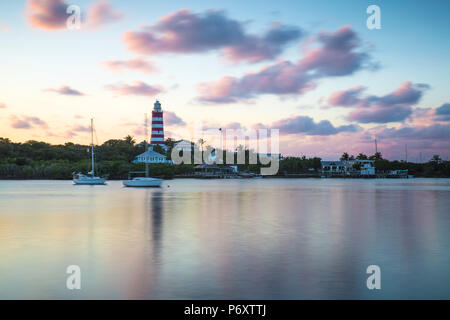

87,0,123,29
197,25,372,103
11,115,48,129
123,9,302,63
349,105,414,124
0,21,10,32
63,130,77,138
327,82,429,123
435,103,450,121
271,115,360,136
132,127,146,136
0,103,6,109
373,123,450,141
72,125,90,132
101,57,157,74
26,0,68,30
223,23,303,63
164,111,186,126
44,85,85,96
106,81,164,97
277,125,449,160
27,0,123,31
327,85,366,106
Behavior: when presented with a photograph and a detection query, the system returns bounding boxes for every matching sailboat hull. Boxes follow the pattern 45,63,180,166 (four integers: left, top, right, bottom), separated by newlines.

73,177,107,185
123,177,162,187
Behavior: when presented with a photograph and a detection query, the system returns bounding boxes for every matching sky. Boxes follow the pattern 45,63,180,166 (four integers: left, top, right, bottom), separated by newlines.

0,0,449,160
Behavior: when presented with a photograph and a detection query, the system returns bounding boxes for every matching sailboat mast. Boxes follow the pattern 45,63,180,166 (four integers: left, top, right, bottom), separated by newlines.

91,118,95,176
145,113,149,178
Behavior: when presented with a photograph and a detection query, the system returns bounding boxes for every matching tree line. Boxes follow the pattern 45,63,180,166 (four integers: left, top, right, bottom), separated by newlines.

339,152,450,177
0,136,190,180
0,136,449,179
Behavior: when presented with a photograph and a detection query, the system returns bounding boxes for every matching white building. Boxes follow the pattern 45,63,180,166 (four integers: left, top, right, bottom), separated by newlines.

321,160,376,176
173,140,194,152
133,150,168,164
321,161,347,174
348,160,375,176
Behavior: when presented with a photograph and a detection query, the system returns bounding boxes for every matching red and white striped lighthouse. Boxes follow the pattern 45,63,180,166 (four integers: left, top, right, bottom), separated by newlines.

150,100,165,146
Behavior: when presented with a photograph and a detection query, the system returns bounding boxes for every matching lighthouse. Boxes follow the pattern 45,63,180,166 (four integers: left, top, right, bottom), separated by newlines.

150,100,165,146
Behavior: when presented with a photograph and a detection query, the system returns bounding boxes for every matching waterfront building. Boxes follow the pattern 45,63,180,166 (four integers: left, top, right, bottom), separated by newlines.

349,160,375,176
133,149,168,164
321,160,376,176
321,161,348,175
173,140,195,152
194,164,236,177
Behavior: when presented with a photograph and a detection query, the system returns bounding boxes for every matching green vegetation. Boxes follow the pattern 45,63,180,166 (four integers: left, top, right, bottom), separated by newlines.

0,136,192,180
1,137,449,179
340,152,450,177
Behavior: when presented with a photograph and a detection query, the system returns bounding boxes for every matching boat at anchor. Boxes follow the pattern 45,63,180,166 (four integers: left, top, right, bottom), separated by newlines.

73,118,107,185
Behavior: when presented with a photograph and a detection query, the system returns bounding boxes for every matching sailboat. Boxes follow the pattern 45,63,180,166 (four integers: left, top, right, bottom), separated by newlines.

123,114,163,187
73,118,107,185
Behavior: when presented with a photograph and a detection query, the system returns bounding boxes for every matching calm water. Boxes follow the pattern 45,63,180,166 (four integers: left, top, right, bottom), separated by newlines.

0,178,449,299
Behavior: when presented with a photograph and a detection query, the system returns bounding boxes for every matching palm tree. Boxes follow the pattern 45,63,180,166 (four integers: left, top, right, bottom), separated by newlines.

356,153,368,160
431,154,442,163
340,152,350,161
124,135,135,146
369,152,383,160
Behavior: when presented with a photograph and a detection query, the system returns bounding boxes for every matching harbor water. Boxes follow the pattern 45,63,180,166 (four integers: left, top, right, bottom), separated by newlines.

0,178,449,299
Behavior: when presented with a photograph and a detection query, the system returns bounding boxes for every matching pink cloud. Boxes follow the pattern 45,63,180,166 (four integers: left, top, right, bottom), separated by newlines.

101,57,157,74
123,9,302,63
278,123,450,160
197,26,373,104
87,0,123,29
44,85,85,96
26,0,123,31
327,85,366,106
349,105,413,124
164,111,185,126
26,0,68,30
11,115,48,129
271,115,360,136
327,82,430,123
0,102,6,109
373,123,450,141
72,125,90,132
106,81,164,97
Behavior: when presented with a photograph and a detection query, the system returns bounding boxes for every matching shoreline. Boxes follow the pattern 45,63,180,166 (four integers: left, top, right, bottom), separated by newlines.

1,176,450,181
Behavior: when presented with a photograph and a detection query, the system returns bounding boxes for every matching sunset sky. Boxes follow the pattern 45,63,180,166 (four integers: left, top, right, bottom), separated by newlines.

0,0,449,160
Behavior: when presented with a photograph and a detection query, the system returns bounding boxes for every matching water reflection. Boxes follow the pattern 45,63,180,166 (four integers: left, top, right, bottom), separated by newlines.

148,190,163,264
0,179,449,299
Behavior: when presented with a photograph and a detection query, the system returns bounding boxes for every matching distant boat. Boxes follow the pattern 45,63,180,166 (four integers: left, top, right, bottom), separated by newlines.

73,118,107,185
123,176,162,187
123,113,162,188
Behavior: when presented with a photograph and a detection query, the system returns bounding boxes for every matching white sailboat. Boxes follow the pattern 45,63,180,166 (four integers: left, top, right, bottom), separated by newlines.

73,118,107,185
123,113,163,188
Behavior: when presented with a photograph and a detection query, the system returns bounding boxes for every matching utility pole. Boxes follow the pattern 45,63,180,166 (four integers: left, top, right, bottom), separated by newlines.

375,139,378,154
405,144,408,163
91,118,94,176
